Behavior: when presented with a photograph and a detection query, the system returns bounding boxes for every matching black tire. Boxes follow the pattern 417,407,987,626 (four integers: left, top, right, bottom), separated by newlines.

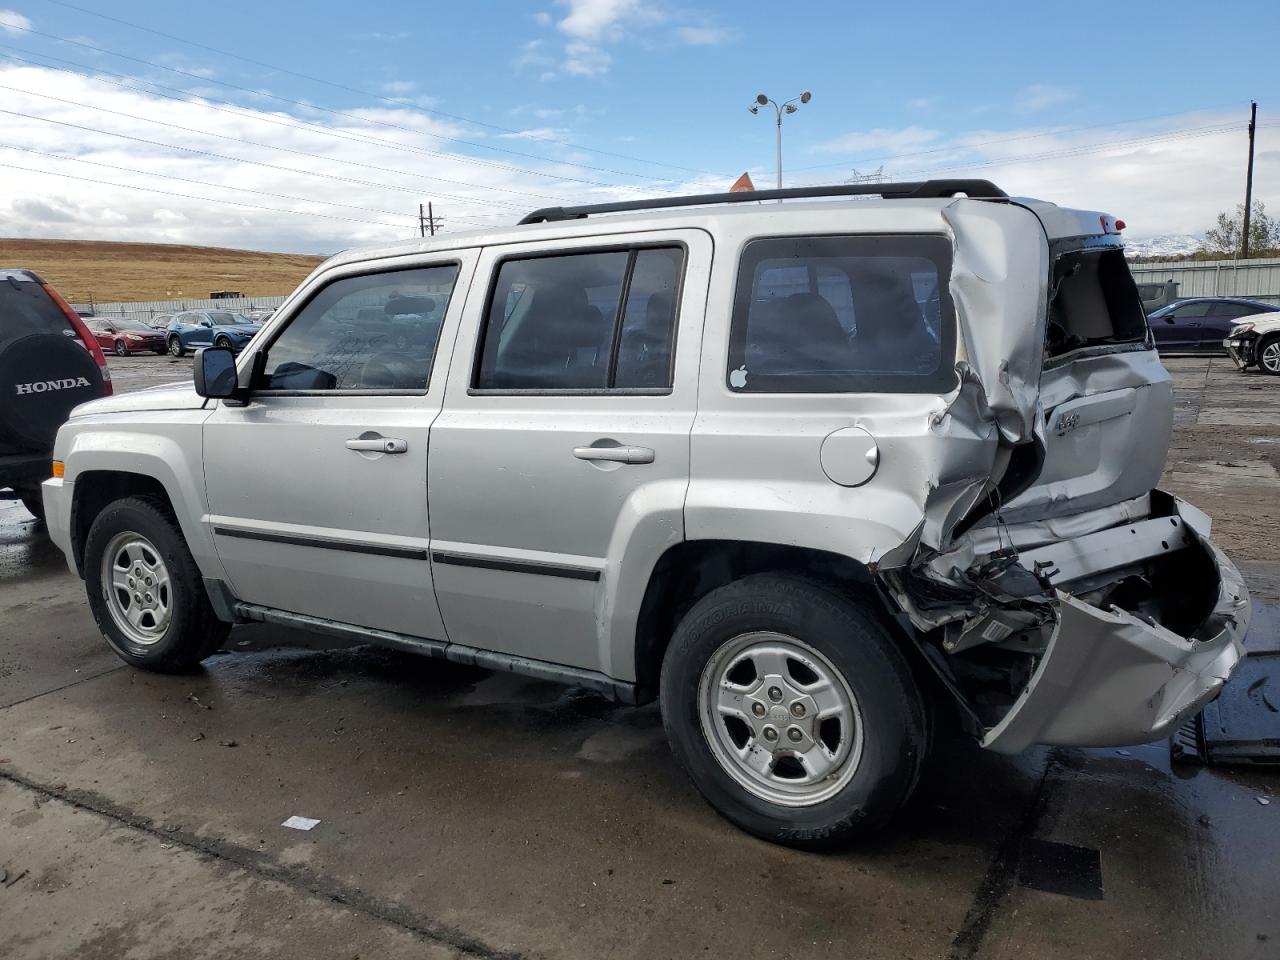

1258,335,1280,376
168,337,185,357
113,339,129,356
660,574,926,849
214,336,232,349
17,486,44,521
83,495,229,672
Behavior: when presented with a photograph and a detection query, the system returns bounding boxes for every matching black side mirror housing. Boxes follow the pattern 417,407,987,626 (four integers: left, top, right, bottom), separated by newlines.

193,347,240,399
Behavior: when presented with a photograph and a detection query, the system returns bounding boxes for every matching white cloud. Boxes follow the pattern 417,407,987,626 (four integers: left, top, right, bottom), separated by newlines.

538,1,729,77
0,61,693,253
533,10,552,26
814,126,942,155
1016,84,1075,113
0,8,31,33
672,25,734,45
381,80,416,95
562,39,611,77
498,127,572,142
906,97,935,111
800,115,1279,240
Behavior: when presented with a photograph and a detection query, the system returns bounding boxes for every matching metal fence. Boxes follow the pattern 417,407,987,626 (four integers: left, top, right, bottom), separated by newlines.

69,295,289,322
1129,256,1280,304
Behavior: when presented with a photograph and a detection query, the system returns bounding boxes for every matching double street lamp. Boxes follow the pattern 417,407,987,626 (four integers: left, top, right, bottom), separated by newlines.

748,91,812,189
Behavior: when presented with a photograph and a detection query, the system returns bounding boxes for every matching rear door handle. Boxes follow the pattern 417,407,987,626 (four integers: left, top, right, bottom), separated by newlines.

346,437,408,454
572,445,655,464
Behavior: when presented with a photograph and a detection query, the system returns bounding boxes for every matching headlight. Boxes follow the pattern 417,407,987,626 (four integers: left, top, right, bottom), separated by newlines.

1230,322,1255,336
125,334,142,340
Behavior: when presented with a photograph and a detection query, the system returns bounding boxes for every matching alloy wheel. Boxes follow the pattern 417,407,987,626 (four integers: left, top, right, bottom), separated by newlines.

100,531,173,645
698,631,864,807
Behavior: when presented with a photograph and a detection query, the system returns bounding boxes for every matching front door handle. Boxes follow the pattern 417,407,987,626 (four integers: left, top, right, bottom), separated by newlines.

573,444,655,464
346,437,408,454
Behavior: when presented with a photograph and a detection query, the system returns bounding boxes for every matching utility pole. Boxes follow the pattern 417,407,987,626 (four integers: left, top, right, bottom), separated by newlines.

418,202,438,237
1242,100,1257,259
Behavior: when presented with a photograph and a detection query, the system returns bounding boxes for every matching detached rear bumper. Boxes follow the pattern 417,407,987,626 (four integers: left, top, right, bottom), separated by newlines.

983,499,1249,754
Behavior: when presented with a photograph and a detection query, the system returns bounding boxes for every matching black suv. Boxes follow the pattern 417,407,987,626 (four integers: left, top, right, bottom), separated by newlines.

0,269,111,519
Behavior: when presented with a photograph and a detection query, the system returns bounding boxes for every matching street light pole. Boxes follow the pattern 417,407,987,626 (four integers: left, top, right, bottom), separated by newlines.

749,91,812,190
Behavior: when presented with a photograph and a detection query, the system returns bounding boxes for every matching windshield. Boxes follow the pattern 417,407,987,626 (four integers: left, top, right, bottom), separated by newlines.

209,312,255,325
114,320,155,332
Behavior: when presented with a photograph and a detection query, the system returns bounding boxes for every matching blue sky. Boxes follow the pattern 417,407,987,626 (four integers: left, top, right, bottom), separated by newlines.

0,0,1277,252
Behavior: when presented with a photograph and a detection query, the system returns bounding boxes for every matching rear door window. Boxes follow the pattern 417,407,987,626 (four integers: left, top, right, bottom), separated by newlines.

727,235,954,393
475,245,684,392
0,275,77,344
1210,302,1262,318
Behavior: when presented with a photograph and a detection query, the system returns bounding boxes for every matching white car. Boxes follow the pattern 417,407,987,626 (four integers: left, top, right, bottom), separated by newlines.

1224,311,1280,374
42,180,1248,848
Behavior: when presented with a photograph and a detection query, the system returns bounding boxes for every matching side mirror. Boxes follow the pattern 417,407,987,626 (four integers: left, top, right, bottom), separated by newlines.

193,347,239,399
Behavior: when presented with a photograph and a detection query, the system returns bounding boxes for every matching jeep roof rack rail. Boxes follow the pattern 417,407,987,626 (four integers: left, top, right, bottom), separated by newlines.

518,179,1008,225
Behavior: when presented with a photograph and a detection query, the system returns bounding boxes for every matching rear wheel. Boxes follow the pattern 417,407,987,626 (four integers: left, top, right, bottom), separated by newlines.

84,495,229,672
1258,336,1280,376
660,574,926,848
168,336,185,357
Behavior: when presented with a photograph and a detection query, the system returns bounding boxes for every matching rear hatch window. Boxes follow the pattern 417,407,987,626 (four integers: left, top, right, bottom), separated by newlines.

0,274,78,345
1046,247,1148,358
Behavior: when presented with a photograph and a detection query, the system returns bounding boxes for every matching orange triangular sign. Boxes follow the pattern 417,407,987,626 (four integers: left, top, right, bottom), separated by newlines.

729,172,755,193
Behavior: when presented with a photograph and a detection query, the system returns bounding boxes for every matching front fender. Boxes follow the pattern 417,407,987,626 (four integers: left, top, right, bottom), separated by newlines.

57,411,225,579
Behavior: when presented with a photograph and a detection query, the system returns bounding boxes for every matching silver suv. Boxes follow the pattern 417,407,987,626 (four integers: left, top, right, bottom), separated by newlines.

44,181,1248,848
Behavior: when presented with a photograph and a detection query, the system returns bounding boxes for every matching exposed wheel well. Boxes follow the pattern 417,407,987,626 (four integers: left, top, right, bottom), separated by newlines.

70,470,173,576
633,540,878,703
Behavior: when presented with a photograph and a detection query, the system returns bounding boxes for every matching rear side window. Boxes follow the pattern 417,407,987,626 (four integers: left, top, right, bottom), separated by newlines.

1210,302,1262,318
260,264,459,392
475,245,683,391
1047,247,1147,357
727,235,955,393
0,277,76,344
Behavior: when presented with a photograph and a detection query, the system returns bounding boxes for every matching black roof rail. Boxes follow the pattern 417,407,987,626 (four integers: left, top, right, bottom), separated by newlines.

518,179,1007,225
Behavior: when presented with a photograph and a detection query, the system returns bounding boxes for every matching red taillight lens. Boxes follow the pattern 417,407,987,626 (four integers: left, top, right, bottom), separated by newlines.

41,282,112,395
1114,219,1126,231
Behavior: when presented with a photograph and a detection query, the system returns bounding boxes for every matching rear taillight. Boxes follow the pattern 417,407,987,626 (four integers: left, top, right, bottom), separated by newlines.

41,282,113,396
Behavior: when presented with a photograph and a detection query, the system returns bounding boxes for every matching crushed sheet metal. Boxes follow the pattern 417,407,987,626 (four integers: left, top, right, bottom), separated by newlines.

982,535,1249,754
942,200,1049,447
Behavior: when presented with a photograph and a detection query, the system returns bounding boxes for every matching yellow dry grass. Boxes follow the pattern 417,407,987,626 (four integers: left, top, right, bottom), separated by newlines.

0,237,327,303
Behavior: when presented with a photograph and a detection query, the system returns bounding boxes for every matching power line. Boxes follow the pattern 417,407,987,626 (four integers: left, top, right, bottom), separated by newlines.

0,140,448,221
4,19,697,184
0,85,531,212
789,102,1256,174
0,156,414,228
38,0,721,177
0,44,649,197
791,121,1250,189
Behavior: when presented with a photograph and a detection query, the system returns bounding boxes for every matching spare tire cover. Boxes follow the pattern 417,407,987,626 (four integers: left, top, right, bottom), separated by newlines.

0,333,105,450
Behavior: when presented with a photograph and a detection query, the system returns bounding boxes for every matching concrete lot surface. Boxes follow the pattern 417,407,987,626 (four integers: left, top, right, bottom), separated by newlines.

1,354,1277,959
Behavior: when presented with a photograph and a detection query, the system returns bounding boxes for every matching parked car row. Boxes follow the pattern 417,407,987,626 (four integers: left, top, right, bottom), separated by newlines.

81,311,266,357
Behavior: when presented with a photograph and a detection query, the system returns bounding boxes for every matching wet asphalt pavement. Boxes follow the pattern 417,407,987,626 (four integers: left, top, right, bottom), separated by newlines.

1,355,1278,960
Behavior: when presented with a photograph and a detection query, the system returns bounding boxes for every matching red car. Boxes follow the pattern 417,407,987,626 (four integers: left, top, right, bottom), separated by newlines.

85,318,167,356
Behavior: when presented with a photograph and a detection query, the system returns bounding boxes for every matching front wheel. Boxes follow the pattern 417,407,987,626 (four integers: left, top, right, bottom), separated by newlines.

114,339,129,357
83,495,229,672
660,575,926,849
214,336,233,349
1259,336,1280,376
168,336,185,357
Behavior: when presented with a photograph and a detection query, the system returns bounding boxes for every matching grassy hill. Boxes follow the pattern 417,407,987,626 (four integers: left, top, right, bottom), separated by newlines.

0,238,327,303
